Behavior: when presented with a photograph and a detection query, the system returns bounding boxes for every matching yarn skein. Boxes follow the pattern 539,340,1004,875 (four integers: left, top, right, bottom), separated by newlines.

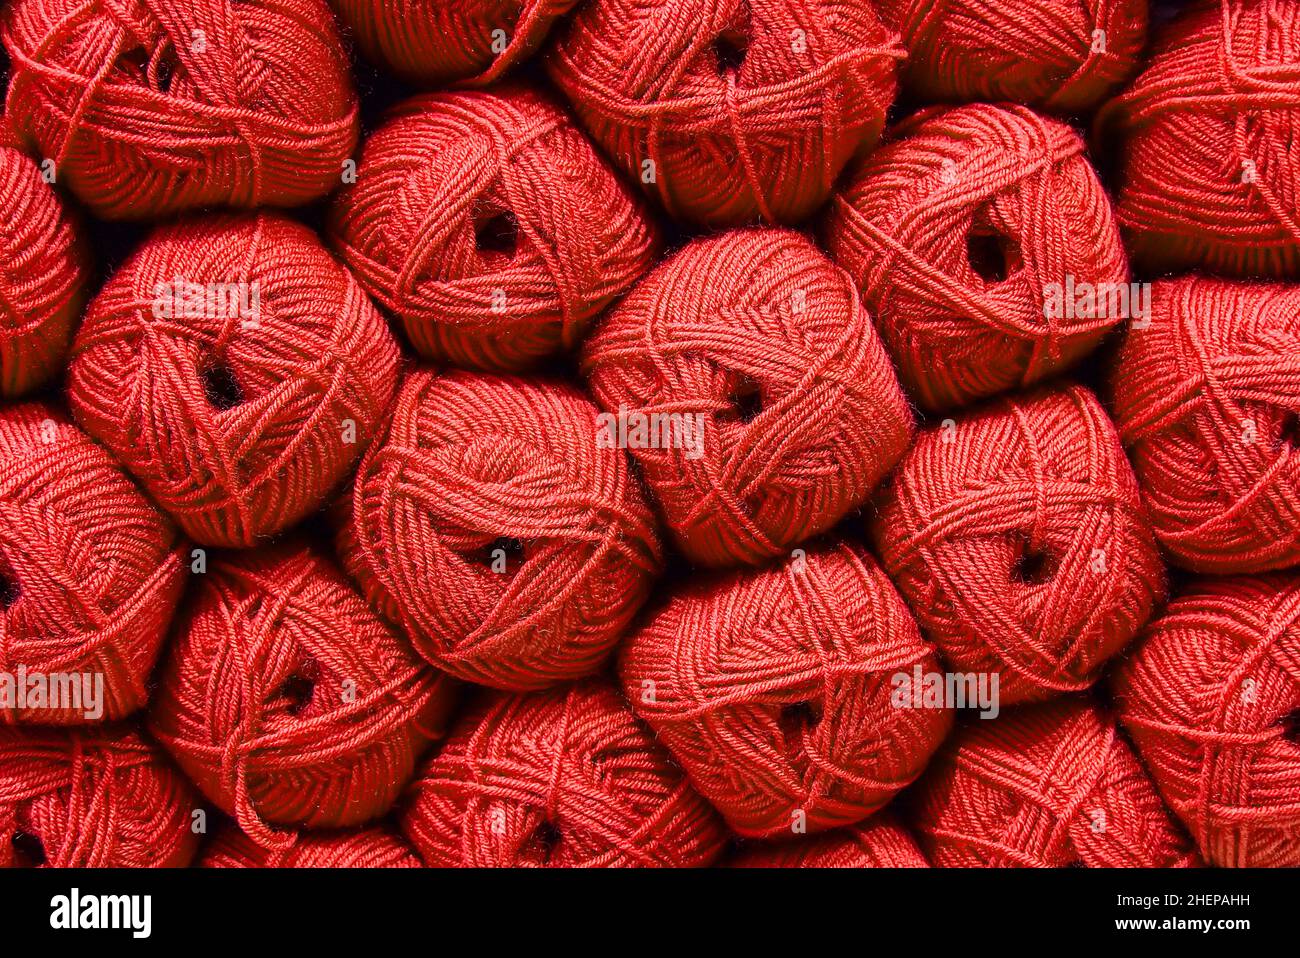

400,680,727,867
729,812,928,867
1112,573,1300,868
201,824,422,867
67,213,400,548
1,0,359,220
547,0,904,226
329,88,657,371
1109,277,1300,573
871,386,1164,705
620,542,951,837
337,369,662,690
149,543,455,848
0,404,186,725
824,103,1129,411
583,228,912,568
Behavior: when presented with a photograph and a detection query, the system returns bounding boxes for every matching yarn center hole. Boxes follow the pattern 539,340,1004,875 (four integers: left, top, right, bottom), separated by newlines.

0,569,19,611
966,230,1021,284
473,211,519,260
1011,536,1058,586
1275,411,1300,451
1278,708,1300,745
475,536,524,572
279,661,320,717
11,830,45,867
713,30,749,74
525,820,562,864
779,700,822,750
201,362,244,412
729,379,763,423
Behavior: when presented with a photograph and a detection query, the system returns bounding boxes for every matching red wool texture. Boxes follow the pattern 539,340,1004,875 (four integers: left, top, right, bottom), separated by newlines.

67,213,399,548
730,812,929,868
400,681,727,867
201,825,422,868
0,726,198,867
908,699,1200,868
149,543,455,848
1109,277,1300,573
337,370,662,690
583,228,912,568
872,386,1164,704
547,0,902,226
1112,573,1300,868
824,103,1128,411
1,0,359,219
0,404,185,725
620,542,951,837
329,88,657,371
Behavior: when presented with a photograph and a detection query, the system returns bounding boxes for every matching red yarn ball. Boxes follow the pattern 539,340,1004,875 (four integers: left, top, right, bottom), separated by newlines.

67,213,400,548
908,699,1200,867
620,542,951,838
1,0,359,219
0,145,89,396
329,88,657,371
583,228,912,568
149,542,454,847
872,386,1164,704
730,812,928,867
824,103,1129,411
0,404,185,725
547,0,903,226
201,824,422,867
337,369,662,690
0,725,199,867
401,681,727,867
1109,277,1300,573
1112,573,1300,868
331,0,577,86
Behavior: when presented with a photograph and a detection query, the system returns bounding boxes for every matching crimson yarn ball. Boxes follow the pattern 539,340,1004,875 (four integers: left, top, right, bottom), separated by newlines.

872,386,1164,705
908,699,1200,868
547,0,903,226
201,825,422,868
0,404,186,725
329,88,657,371
620,542,951,838
730,813,928,868
67,213,400,548
824,103,1129,411
1109,277,1300,573
583,228,912,568
149,543,455,847
337,369,662,690
400,681,727,867
1112,573,1300,868
0,726,199,867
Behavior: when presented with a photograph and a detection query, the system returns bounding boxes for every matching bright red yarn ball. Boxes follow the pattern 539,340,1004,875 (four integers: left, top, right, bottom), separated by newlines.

620,542,951,838
400,681,727,867
872,385,1164,704
907,699,1200,868
730,812,928,868
0,404,186,725
149,542,455,847
201,825,422,868
0,726,199,867
547,0,903,226
0,145,89,397
337,369,662,690
329,88,657,371
67,213,400,548
824,103,1129,411
1112,573,1300,868
1110,277,1300,573
583,228,913,568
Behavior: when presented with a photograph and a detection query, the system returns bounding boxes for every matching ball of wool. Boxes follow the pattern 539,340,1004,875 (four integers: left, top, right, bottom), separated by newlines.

1101,0,1300,278
583,229,912,568
620,542,951,837
871,385,1164,705
331,0,577,86
546,0,903,226
823,103,1129,411
148,542,455,847
0,145,89,397
0,726,198,867
328,88,657,371
337,369,662,690
400,680,727,867
1,0,359,219
876,0,1147,114
1109,277,1300,573
67,213,399,548
0,404,185,725
907,699,1200,867
729,812,928,867
1112,573,1300,868
201,824,422,867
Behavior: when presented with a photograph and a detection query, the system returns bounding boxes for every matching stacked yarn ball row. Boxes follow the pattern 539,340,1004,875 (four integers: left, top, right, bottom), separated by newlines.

0,0,1297,871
